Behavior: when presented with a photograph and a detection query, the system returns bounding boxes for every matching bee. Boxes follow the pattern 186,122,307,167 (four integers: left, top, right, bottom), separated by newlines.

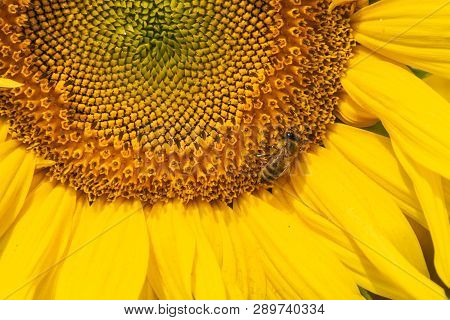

258,132,301,184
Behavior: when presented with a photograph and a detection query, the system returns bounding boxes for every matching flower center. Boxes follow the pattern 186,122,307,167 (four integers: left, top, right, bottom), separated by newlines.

0,0,355,203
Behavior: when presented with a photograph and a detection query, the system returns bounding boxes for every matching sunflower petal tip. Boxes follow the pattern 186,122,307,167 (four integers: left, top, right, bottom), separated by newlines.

0,78,23,88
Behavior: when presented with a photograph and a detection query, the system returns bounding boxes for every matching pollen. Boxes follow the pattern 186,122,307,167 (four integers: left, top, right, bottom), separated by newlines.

0,0,355,204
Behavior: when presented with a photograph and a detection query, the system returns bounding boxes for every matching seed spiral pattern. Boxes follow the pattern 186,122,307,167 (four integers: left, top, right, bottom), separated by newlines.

0,0,356,204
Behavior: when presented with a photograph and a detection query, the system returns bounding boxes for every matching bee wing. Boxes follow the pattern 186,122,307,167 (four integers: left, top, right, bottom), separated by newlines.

280,165,290,177
281,155,298,177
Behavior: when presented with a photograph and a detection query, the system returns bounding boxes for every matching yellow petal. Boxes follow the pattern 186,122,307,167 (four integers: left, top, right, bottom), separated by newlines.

407,219,445,287
146,201,196,299
0,78,23,88
139,279,158,300
190,206,227,300
0,141,36,238
146,200,226,300
392,143,450,287
35,159,56,169
50,199,149,299
293,148,445,299
425,75,450,101
146,200,271,300
235,193,362,299
201,203,249,299
335,94,379,127
326,123,426,227
236,219,298,299
220,203,267,299
28,170,48,193
265,187,425,299
304,147,428,275
342,49,450,180
0,181,76,299
0,121,8,142
329,0,369,12
352,0,450,79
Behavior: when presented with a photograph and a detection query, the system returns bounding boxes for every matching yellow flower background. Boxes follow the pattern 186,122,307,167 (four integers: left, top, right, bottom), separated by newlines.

0,0,449,300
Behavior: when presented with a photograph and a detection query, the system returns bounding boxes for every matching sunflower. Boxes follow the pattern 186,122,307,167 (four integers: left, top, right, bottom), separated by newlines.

0,0,449,300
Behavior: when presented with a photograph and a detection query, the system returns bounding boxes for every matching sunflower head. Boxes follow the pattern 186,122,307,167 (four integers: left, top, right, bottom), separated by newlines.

0,0,355,204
